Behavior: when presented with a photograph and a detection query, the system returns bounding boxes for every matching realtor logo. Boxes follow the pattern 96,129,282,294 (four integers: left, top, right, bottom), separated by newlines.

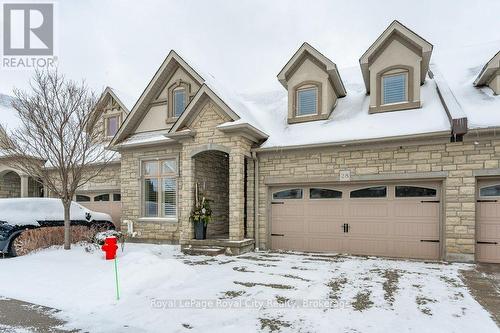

3,3,53,56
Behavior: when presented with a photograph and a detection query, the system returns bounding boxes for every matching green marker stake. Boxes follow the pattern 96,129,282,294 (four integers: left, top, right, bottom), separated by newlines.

114,257,120,301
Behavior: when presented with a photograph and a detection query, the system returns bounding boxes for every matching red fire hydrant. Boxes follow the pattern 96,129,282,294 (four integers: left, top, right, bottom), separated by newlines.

101,237,118,260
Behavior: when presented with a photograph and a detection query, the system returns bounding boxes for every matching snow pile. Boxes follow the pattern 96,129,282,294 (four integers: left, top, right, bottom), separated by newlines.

0,244,496,333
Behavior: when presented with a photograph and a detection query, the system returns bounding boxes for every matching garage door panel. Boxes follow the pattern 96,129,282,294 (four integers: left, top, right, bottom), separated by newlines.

349,203,388,217
272,203,305,217
272,236,305,251
307,218,344,234
394,203,439,218
393,222,439,238
348,220,389,236
345,238,388,256
308,202,344,216
307,237,343,252
393,241,439,260
478,203,500,218
271,217,304,234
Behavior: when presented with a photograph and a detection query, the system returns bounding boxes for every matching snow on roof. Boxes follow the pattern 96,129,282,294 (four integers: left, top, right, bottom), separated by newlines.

0,93,21,131
244,66,450,149
116,130,173,148
175,51,268,135
433,41,500,130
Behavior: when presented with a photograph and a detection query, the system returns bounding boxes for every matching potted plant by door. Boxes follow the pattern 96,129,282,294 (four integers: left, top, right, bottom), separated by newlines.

190,183,212,240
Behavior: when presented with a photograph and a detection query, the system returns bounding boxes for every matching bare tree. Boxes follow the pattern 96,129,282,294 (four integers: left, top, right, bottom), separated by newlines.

0,69,113,250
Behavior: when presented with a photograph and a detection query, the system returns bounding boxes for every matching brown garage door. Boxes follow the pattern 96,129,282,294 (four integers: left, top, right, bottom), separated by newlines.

476,180,500,263
271,182,441,260
76,192,122,227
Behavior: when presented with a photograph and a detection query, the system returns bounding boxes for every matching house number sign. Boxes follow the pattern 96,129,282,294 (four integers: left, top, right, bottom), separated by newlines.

339,170,351,181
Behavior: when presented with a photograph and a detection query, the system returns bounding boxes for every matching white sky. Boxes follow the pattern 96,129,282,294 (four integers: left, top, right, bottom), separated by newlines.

1,0,499,100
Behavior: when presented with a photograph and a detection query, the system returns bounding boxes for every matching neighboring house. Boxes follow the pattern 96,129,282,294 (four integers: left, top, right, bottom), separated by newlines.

0,94,45,199
0,87,131,226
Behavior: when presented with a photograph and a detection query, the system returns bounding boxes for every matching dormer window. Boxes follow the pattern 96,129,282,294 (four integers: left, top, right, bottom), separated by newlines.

105,115,120,137
297,86,318,116
382,71,408,105
173,87,186,118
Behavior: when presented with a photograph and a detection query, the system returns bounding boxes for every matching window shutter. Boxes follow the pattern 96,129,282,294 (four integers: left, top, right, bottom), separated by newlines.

383,74,407,104
297,88,317,116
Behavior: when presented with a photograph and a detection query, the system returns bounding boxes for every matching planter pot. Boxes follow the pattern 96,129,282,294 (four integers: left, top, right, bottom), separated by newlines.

194,221,207,240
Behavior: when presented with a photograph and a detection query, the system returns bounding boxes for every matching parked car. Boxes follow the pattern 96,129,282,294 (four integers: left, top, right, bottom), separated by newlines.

0,198,114,256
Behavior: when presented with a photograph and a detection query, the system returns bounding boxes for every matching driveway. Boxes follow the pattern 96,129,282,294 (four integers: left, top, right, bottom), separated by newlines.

0,244,497,332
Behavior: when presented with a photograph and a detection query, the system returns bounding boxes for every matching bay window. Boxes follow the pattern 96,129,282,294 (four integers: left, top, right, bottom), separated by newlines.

142,158,178,219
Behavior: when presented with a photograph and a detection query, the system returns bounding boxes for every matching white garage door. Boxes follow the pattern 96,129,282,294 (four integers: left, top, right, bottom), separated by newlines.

271,182,441,260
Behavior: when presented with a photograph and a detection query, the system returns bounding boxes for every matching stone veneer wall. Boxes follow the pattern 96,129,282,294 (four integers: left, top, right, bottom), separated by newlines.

120,145,182,242
179,100,254,243
193,150,229,238
256,136,500,262
0,171,20,198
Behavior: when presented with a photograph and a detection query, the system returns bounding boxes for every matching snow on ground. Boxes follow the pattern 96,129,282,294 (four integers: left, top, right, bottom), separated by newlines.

0,244,497,333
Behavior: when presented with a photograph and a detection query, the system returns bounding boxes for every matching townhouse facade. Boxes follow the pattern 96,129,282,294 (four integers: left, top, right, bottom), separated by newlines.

1,21,500,263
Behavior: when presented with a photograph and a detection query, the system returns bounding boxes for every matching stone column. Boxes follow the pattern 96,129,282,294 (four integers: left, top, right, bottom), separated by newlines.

180,150,194,244
20,175,29,198
229,150,245,241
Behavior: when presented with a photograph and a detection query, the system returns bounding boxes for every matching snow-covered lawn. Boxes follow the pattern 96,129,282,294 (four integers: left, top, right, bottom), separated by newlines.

0,244,497,333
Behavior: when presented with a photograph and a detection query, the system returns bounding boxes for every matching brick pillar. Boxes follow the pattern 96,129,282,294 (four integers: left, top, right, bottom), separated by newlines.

229,151,245,240
180,151,194,243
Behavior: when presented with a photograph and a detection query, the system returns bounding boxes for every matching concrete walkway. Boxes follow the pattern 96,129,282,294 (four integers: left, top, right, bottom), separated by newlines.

461,264,500,326
0,297,78,333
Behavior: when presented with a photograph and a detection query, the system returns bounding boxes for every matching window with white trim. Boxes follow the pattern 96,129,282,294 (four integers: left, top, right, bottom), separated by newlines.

297,87,318,116
142,159,178,218
382,72,407,104
173,87,186,118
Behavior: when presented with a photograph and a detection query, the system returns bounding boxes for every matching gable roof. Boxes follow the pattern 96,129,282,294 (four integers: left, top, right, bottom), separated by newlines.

277,42,347,97
96,87,132,114
111,50,269,147
359,20,433,93
111,50,205,146
473,50,500,87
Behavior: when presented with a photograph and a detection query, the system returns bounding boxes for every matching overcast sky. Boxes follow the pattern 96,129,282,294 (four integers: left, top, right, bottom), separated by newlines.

1,0,499,100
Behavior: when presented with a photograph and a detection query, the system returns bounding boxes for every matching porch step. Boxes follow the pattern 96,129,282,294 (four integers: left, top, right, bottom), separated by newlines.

182,246,226,256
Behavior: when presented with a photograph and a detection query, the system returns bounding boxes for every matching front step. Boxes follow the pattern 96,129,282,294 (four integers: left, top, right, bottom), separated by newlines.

182,246,226,256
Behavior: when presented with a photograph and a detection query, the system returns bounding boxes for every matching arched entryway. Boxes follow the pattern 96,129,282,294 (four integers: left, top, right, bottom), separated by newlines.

0,170,44,198
192,149,230,238
0,171,21,197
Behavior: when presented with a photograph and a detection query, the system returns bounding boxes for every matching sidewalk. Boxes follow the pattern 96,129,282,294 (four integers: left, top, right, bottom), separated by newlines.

0,297,78,333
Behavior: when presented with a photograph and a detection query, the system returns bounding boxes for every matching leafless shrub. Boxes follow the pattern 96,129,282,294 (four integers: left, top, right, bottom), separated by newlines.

12,226,97,256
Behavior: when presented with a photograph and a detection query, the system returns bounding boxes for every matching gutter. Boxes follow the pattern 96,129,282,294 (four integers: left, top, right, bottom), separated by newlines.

252,130,451,153
251,151,259,251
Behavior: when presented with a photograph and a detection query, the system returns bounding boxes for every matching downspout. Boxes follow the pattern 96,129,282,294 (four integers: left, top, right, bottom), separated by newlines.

251,151,259,251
